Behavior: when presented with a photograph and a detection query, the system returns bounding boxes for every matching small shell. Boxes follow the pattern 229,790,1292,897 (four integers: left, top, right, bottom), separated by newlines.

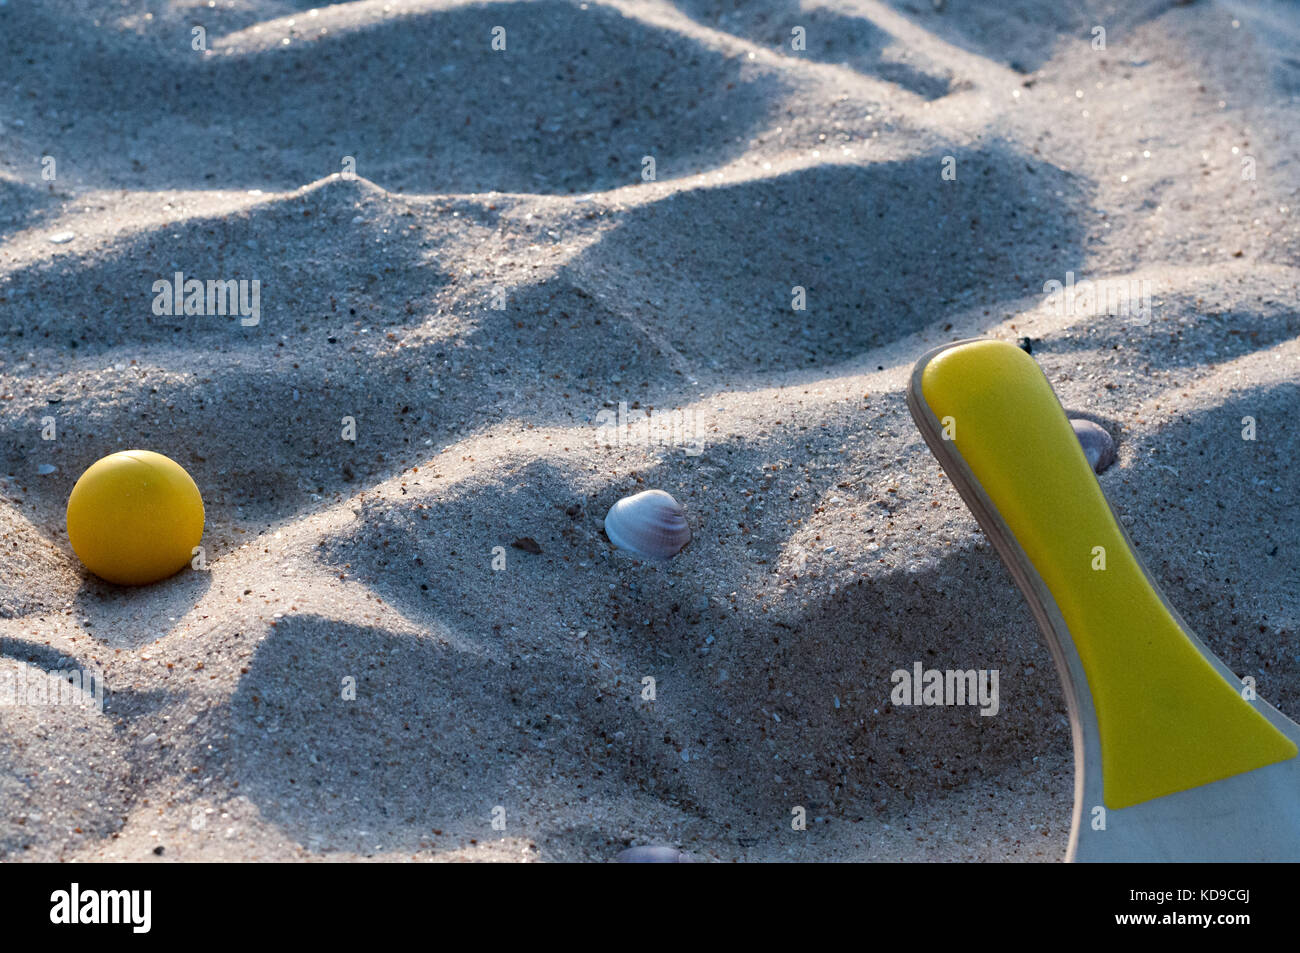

1070,418,1116,473
603,489,691,559
615,846,694,863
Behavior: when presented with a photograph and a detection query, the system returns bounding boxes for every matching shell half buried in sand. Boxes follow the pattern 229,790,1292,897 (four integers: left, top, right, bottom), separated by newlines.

603,489,691,559
1069,418,1116,474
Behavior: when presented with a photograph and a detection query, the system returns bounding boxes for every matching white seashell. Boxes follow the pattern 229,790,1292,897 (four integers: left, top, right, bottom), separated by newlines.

603,489,691,559
1070,418,1116,473
615,845,694,863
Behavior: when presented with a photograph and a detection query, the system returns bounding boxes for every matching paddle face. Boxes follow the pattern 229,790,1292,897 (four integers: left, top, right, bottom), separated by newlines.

906,338,1300,862
1074,726,1300,861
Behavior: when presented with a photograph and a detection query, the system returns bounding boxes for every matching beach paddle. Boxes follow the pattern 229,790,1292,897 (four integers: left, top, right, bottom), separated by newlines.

906,338,1300,861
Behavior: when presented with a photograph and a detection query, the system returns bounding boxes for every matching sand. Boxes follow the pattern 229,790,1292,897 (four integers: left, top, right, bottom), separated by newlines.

0,0,1297,862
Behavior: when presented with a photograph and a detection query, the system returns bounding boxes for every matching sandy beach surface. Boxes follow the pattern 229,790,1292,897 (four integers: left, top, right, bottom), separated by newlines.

1,0,1297,862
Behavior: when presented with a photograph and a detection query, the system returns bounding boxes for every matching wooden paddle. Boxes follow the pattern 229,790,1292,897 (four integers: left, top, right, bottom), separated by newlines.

907,338,1299,861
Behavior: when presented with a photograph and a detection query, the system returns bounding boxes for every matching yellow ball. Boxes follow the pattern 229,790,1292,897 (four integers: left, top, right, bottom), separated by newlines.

66,450,205,586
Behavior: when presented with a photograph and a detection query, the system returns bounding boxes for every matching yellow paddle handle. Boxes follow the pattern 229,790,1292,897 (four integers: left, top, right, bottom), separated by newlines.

920,340,1295,808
